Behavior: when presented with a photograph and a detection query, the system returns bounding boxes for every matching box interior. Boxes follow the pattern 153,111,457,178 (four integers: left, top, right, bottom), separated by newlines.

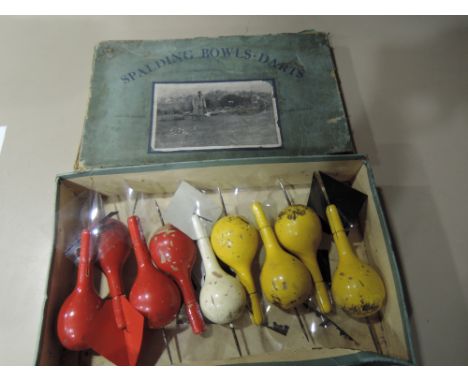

37,158,410,365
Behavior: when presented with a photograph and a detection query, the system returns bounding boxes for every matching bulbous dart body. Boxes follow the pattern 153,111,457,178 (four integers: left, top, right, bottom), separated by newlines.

97,219,131,329
274,204,332,314
57,229,103,351
128,216,181,328
192,215,246,324
251,202,312,310
327,205,386,318
210,215,263,325
199,272,246,324
149,224,206,334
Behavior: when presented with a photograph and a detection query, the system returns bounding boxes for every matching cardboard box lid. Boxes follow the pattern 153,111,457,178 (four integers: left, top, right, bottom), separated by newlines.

76,31,354,170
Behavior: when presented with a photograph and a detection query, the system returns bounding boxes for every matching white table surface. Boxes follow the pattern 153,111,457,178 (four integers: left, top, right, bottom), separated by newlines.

0,16,467,366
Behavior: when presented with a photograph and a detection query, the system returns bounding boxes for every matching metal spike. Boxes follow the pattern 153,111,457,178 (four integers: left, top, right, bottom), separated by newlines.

217,186,228,216
229,323,242,357
299,312,317,345
314,172,331,206
174,321,183,364
294,308,310,342
192,209,213,223
278,179,293,206
161,329,173,365
304,300,358,345
366,317,382,354
154,200,165,226
132,193,139,216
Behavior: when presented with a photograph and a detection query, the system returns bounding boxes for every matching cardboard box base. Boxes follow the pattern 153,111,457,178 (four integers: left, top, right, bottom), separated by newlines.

37,155,414,366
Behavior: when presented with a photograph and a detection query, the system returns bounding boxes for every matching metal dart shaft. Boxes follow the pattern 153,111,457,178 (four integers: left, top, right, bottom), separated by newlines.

217,186,228,216
294,308,310,342
230,323,242,357
306,302,358,345
174,320,183,363
154,200,165,226
132,193,139,216
366,317,382,354
314,172,331,206
161,328,173,365
278,179,293,206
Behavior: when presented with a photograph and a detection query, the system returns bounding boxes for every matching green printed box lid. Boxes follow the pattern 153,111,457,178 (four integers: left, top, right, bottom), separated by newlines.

76,32,354,170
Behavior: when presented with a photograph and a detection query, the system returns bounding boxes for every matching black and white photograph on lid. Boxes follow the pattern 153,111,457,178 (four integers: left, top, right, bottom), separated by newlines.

149,79,282,152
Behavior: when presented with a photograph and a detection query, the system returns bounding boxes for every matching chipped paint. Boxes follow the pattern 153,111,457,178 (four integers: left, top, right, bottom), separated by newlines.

327,116,344,124
157,225,177,236
158,249,166,264
277,205,307,221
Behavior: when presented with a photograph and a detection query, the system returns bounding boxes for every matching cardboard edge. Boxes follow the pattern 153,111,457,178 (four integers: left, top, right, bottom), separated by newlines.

35,177,63,365
363,159,417,365
228,352,413,366
64,154,367,180
92,32,329,50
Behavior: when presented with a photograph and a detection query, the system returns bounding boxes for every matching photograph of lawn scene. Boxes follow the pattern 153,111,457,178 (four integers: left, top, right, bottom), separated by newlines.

150,80,282,151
